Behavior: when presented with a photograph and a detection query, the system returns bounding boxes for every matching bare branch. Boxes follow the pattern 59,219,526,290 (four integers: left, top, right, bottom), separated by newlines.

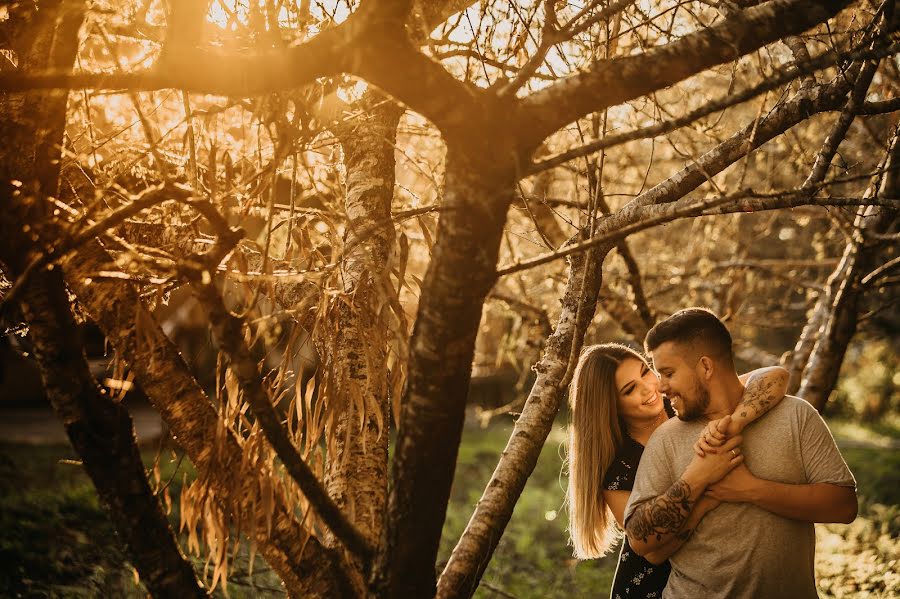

496,188,899,277
527,40,900,175
516,0,853,148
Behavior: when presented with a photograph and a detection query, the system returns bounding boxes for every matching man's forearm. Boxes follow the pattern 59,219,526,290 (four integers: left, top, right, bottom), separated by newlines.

625,475,706,556
643,496,718,565
745,480,857,523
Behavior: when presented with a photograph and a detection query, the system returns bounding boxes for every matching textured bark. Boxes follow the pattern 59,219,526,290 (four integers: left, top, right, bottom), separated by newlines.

0,4,342,595
784,22,888,394
322,93,403,565
62,242,347,597
787,303,830,394
380,148,516,598
437,242,609,599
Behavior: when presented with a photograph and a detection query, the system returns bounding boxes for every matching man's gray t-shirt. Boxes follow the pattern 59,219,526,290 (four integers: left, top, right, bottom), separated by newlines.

623,396,855,599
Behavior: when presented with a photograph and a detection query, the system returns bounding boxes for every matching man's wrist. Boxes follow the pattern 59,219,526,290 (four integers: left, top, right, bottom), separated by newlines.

680,471,708,495
743,476,765,504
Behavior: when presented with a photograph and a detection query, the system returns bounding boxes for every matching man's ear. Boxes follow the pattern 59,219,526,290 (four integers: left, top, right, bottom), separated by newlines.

697,356,715,380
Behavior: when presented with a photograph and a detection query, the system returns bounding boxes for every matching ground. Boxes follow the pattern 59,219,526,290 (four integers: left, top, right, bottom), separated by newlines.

0,409,897,598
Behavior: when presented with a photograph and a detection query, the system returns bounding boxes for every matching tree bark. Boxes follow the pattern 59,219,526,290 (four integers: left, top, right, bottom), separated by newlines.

437,241,609,599
798,128,900,409
320,93,403,585
380,148,516,598
0,6,343,594
61,241,348,597
0,4,206,596
10,267,209,599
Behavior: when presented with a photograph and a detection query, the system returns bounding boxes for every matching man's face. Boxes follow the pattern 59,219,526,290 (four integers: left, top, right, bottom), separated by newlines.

650,341,709,421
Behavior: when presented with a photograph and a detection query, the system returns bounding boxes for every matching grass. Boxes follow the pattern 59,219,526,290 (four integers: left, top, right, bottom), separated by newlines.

0,415,897,598
440,422,617,599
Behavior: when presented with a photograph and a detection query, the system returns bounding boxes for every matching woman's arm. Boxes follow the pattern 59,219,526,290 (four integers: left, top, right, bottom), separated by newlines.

732,366,790,432
696,366,789,455
603,490,630,528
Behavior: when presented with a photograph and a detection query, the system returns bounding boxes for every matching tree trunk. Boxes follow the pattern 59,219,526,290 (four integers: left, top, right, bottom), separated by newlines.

798,128,900,409
437,241,609,599
381,148,516,598
0,7,342,590
62,241,345,597
11,267,209,598
0,4,205,596
301,91,404,594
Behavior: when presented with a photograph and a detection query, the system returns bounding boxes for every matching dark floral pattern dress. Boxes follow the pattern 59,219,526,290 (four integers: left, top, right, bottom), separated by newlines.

604,429,671,598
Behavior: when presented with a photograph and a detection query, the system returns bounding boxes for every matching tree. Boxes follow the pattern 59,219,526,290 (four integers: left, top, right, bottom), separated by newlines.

1,1,896,597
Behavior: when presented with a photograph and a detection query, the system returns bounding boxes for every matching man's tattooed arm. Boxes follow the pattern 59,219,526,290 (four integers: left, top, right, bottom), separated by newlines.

625,479,704,556
642,495,720,564
732,366,789,431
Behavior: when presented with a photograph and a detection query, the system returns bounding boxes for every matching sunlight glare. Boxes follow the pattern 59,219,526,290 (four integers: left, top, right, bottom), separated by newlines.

336,80,369,104
207,1,352,30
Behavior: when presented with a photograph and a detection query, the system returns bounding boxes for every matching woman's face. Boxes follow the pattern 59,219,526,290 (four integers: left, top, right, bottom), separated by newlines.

613,357,664,424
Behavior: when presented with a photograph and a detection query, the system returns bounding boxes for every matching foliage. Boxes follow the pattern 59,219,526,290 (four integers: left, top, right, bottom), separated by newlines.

827,340,900,421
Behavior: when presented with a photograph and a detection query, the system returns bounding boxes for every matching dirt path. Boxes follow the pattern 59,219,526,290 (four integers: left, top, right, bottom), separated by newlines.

0,404,164,445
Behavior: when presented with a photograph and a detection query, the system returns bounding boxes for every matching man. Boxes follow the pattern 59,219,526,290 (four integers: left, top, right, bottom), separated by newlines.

623,308,857,598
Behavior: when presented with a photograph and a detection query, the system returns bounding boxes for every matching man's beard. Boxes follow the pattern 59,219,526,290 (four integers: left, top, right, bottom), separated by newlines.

676,380,711,421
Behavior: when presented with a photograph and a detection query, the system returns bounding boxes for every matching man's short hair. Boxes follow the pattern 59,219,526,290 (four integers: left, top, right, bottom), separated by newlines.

644,307,733,363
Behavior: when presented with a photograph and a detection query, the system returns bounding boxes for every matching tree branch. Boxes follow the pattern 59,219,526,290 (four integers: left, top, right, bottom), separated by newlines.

516,0,853,148
496,188,899,277
526,39,900,174
437,238,609,599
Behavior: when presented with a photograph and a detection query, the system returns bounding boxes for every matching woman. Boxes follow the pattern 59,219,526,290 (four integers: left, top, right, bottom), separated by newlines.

566,343,788,599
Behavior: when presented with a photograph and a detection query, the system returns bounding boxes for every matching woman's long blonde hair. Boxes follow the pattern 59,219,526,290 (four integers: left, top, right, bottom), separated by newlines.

566,343,645,559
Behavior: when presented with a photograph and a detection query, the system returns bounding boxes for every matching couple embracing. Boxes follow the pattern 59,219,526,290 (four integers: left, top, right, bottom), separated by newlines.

567,308,857,598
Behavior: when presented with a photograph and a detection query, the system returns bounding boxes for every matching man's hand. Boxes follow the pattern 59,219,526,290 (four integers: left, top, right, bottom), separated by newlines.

707,463,759,503
683,435,744,487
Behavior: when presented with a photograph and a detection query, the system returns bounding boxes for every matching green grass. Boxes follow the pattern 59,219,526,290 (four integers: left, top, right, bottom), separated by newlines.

441,422,617,599
0,443,282,598
0,444,140,597
0,415,897,598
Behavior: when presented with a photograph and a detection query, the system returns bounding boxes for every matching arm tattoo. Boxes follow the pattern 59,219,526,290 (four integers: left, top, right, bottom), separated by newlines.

738,377,778,420
627,479,695,543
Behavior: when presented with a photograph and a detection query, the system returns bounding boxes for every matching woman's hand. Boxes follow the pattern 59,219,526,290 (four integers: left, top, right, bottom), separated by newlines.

694,415,742,457
683,435,744,487
707,463,759,503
